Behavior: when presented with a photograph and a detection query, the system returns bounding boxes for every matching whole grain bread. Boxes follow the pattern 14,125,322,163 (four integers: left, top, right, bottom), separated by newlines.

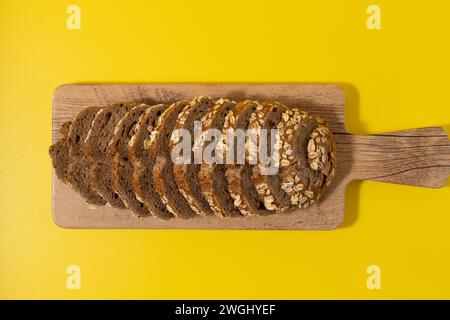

84,102,136,208
50,97,336,219
109,104,151,217
170,96,216,216
197,98,242,218
224,100,271,216
276,108,336,208
129,104,174,220
148,100,197,219
250,101,291,213
65,107,106,206
49,120,72,183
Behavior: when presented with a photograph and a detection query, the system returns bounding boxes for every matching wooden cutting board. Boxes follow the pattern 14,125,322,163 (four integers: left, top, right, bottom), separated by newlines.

52,84,450,230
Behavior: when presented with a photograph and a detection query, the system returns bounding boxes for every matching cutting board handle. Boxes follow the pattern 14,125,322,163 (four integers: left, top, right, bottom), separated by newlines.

346,127,450,188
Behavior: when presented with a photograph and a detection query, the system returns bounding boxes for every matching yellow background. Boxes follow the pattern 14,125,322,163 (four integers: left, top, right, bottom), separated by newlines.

1,0,449,299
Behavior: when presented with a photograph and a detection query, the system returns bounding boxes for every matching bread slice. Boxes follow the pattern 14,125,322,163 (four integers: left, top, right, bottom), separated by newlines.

65,107,106,206
170,96,216,216
250,101,291,212
277,108,336,208
129,104,174,220
246,104,336,212
197,98,242,217
49,120,72,183
149,100,197,219
109,104,151,217
224,100,271,216
84,102,136,209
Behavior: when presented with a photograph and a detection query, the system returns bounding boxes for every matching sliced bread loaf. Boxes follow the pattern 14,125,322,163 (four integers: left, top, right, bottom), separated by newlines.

65,107,107,206
109,104,151,217
50,97,336,219
129,104,174,220
84,102,135,209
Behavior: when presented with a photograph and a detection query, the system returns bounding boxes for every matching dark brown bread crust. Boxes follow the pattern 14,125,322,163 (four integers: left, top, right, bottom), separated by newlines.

171,96,215,216
109,104,151,217
149,100,196,219
49,121,72,183
84,102,135,209
197,98,242,218
65,107,106,206
129,104,174,220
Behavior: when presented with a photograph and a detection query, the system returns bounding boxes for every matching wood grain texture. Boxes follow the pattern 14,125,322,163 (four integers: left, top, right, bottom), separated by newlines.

51,84,450,230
